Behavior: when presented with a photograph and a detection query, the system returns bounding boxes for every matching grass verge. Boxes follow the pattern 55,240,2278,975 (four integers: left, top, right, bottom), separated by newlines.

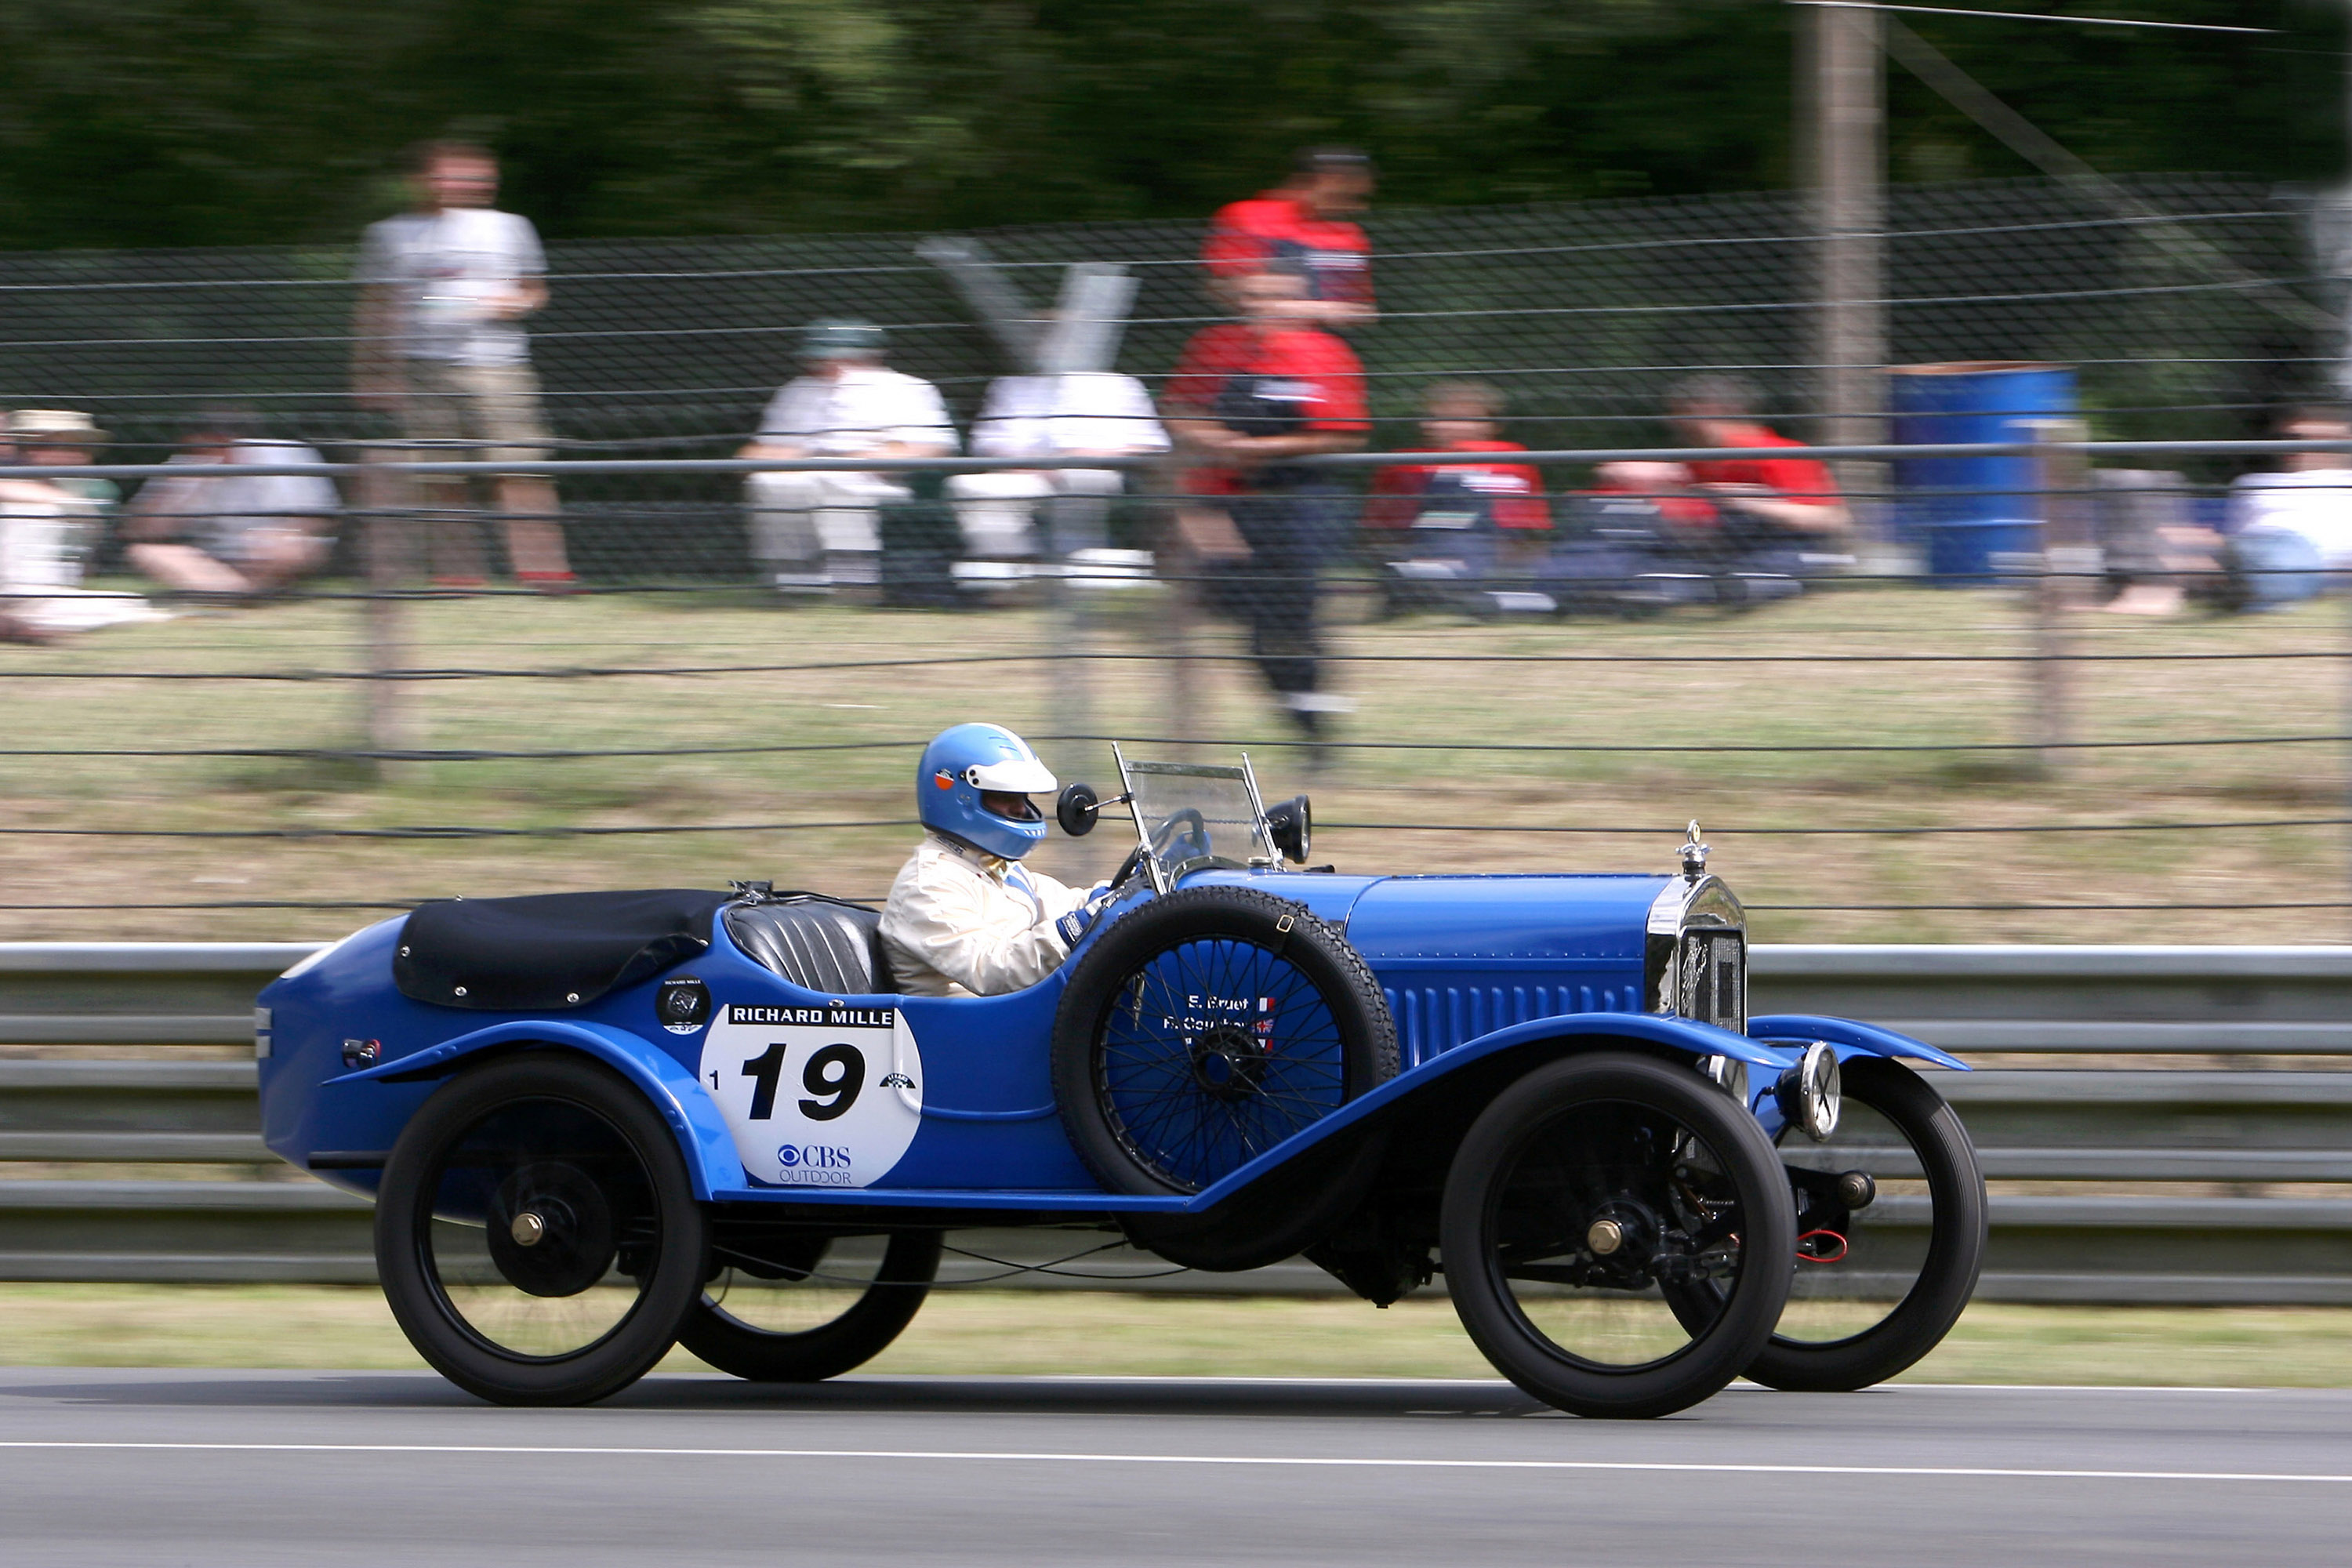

2,1285,2348,1387
6,585,2351,943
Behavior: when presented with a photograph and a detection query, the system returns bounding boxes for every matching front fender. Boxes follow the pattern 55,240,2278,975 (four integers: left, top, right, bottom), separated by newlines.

1748,1013,1971,1073
332,1019,743,1200
1178,1011,1802,1210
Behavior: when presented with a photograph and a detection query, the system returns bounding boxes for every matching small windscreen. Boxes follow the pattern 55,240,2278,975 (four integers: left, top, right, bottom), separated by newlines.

1123,760,1272,880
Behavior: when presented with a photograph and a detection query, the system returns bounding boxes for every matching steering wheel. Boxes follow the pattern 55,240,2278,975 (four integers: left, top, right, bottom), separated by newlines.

1148,808,1213,868
1109,845,1150,893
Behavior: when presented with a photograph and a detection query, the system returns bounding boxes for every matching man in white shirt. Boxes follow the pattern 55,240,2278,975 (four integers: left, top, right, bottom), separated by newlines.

2231,408,2352,570
353,141,573,590
740,321,956,590
947,370,1168,564
125,407,339,597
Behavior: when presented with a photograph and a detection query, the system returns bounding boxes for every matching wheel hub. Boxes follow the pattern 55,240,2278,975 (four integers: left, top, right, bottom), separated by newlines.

1579,1198,1661,1289
486,1162,618,1298
1188,1024,1270,1102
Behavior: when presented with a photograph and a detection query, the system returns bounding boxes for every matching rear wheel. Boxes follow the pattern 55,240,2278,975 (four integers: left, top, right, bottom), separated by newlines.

1441,1052,1795,1420
374,1053,707,1406
677,1229,942,1382
1744,1056,1985,1391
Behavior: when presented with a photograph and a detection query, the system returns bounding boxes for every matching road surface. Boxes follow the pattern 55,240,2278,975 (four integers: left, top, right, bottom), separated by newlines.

1,1370,2343,1565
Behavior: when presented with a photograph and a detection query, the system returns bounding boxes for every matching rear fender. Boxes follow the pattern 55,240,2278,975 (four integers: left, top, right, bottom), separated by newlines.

1748,1014,1971,1073
331,1019,741,1201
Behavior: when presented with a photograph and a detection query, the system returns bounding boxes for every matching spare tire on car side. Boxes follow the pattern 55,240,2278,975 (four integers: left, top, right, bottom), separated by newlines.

1049,885,1398,1269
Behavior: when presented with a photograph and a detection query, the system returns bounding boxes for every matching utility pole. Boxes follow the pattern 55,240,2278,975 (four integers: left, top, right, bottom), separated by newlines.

1800,2,1887,468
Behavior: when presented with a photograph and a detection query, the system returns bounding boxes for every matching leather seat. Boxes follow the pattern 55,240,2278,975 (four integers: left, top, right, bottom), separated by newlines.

724,896,895,996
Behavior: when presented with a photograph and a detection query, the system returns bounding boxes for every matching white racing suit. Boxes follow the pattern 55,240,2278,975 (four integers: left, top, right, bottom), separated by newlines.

879,831,1094,998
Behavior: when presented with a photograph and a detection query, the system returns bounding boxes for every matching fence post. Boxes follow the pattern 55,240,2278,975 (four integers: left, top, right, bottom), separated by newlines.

1802,0,1886,482
2027,419,2091,775
355,445,418,782
1156,459,1202,748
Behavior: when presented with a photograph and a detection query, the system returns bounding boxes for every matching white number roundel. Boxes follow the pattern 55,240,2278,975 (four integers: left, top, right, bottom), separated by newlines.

698,1004,923,1188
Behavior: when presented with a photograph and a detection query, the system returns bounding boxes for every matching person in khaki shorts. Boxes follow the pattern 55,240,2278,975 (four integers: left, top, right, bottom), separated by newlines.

352,140,574,590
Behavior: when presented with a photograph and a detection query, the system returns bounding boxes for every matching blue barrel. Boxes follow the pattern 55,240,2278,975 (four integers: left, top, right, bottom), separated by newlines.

1889,362,2076,583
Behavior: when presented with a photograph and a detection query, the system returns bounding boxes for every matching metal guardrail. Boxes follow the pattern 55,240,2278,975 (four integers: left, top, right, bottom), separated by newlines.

3,942,2349,1301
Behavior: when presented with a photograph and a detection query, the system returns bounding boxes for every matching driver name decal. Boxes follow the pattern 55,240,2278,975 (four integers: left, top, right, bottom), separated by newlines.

700,1004,922,1188
1163,993,1277,1037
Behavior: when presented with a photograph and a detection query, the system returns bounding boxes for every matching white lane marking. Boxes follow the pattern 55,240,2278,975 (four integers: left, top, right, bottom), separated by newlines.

0,1442,2347,1483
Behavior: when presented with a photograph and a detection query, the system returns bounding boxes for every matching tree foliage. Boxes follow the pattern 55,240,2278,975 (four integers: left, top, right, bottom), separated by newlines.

0,0,2338,249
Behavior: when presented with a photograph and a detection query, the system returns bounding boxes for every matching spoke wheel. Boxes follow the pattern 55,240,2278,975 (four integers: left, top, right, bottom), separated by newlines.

375,1053,707,1406
1051,887,1397,1269
1745,1055,1985,1391
678,1229,942,1382
1441,1052,1794,1420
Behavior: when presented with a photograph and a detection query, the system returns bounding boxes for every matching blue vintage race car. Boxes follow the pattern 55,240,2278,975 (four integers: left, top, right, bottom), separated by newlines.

256,747,1984,1417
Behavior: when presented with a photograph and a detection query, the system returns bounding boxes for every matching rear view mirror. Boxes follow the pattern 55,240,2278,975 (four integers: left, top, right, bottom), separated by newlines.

1056,782,1101,837
1265,794,1312,864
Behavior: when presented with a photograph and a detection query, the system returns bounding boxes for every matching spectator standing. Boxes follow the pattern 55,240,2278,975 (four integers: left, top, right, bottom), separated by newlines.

1165,269,1370,757
1203,148,1377,328
1664,374,1849,543
1366,380,1550,572
353,140,574,590
124,406,338,599
947,367,1168,569
739,320,956,593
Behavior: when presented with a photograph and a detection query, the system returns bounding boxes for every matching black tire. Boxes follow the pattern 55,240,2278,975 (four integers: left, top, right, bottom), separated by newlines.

678,1230,942,1382
1744,1056,1986,1392
1051,886,1397,1268
375,1052,709,1406
1441,1052,1795,1420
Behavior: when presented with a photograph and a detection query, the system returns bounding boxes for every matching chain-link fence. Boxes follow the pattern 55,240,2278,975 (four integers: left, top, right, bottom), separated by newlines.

1,175,2320,448
2,176,2347,943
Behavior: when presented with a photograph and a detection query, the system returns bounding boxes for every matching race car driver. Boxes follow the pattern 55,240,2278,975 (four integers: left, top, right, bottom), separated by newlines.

879,723,1116,997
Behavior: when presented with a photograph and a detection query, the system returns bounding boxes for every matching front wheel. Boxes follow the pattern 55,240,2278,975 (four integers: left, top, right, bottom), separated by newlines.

1441,1052,1795,1420
374,1052,709,1406
1744,1055,1986,1392
677,1229,942,1382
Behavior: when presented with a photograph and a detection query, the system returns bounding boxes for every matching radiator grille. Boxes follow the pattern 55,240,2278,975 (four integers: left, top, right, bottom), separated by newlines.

1679,929,1747,1035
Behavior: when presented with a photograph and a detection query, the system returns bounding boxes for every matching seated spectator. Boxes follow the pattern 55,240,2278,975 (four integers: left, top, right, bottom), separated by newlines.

1367,380,1549,566
9,409,120,527
2231,405,2352,558
1587,460,1727,539
1203,148,1377,328
947,361,1168,569
2,409,162,641
124,406,339,598
1663,373,1849,542
2088,411,2352,616
740,320,956,592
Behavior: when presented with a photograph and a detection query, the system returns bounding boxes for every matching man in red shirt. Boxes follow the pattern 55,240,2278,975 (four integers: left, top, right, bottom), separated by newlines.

1664,373,1849,539
1367,379,1550,536
1202,148,1377,329
1165,269,1370,752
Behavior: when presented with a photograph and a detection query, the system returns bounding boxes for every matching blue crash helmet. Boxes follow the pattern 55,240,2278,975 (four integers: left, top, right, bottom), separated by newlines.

916,723,1058,861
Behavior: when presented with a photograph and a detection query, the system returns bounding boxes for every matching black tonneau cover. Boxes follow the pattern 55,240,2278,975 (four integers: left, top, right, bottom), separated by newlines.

392,888,729,1011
